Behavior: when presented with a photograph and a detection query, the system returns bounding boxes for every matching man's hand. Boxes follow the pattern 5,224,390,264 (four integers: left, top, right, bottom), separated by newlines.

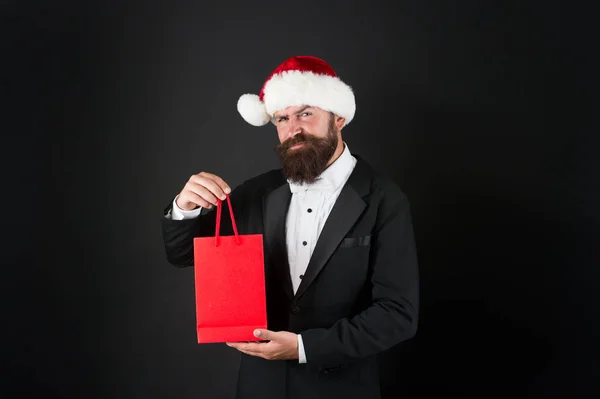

176,172,231,211
226,329,299,360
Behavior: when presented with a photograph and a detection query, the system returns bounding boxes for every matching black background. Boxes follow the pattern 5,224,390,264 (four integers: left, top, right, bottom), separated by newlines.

4,1,597,398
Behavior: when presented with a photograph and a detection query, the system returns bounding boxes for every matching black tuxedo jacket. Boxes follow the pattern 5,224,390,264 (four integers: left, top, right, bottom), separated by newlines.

161,154,419,399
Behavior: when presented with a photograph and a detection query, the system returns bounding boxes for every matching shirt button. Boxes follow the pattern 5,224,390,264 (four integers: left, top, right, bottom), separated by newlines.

299,274,304,279
307,208,312,213
302,241,307,246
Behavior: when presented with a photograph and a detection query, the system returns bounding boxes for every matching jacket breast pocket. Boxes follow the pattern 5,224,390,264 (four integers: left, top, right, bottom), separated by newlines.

339,235,371,249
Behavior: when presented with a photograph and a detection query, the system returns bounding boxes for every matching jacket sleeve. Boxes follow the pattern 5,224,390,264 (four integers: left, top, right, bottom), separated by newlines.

300,194,419,369
160,184,245,268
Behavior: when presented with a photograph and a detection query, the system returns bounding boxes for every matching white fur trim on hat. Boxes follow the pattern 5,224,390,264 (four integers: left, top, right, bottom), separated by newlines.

263,71,356,126
237,94,271,126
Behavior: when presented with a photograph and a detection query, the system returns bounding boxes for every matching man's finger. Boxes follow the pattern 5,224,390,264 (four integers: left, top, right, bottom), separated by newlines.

198,172,232,195
227,344,268,358
254,329,277,341
227,342,266,352
184,183,217,207
190,175,227,201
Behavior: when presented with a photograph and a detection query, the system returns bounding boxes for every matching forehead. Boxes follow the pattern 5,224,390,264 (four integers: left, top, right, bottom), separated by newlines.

273,105,324,117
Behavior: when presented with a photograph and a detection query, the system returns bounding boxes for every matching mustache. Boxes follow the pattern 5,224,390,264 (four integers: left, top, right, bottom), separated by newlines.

277,133,321,151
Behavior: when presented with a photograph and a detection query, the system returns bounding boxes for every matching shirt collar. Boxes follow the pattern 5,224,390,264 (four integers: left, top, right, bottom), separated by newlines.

288,142,353,194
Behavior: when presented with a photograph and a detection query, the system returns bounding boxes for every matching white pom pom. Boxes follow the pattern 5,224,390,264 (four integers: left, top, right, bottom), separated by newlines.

237,94,271,126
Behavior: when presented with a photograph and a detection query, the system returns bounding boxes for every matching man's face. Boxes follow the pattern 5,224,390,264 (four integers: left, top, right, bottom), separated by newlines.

273,105,341,184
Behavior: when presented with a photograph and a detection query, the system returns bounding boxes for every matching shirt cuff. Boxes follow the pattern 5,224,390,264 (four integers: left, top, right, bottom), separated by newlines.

298,334,307,363
169,195,202,220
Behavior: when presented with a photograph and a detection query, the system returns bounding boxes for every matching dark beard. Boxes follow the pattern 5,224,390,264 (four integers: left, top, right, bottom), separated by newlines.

275,115,338,185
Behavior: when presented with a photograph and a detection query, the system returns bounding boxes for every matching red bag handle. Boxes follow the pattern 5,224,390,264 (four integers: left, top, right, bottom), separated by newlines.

215,194,241,246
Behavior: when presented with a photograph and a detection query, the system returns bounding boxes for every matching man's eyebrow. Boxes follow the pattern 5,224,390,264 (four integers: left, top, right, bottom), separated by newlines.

293,106,312,115
274,106,312,119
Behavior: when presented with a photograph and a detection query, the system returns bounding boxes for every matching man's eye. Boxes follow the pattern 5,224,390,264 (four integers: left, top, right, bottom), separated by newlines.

301,112,311,117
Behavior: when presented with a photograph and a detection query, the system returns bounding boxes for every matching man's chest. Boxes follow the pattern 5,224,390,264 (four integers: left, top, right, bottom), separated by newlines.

285,191,338,256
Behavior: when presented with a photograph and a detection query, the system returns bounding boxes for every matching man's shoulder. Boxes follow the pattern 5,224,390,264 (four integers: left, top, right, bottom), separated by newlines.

352,155,408,203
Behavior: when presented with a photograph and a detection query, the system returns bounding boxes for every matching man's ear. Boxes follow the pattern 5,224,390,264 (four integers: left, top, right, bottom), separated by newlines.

335,115,346,130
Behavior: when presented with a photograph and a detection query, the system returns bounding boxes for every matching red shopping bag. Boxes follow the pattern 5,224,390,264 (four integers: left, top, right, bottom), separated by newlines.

193,194,267,343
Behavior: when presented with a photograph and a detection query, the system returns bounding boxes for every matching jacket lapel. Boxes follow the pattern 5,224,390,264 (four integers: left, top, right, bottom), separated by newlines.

263,183,294,299
294,157,370,299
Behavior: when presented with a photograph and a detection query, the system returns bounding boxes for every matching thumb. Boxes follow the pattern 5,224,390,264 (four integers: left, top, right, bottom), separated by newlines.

254,329,277,341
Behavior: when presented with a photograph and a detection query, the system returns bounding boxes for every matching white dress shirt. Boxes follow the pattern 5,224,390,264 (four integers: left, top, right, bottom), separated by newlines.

168,143,357,364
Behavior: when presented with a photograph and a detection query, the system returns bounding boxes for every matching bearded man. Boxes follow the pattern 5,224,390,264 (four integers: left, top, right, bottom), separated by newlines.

161,55,419,399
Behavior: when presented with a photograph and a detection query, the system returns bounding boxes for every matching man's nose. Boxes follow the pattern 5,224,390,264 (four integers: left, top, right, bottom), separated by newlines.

287,119,302,139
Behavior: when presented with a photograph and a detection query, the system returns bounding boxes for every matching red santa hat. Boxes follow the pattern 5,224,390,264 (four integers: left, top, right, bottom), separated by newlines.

237,56,356,127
